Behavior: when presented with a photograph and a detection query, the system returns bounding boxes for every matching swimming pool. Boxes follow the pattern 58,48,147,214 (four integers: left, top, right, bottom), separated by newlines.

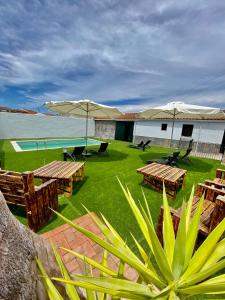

11,138,103,152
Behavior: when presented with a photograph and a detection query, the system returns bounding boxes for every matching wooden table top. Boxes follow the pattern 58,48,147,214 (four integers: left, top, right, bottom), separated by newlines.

34,161,85,179
137,162,186,183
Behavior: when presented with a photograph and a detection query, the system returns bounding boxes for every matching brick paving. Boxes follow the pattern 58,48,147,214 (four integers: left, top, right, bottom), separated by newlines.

42,213,137,280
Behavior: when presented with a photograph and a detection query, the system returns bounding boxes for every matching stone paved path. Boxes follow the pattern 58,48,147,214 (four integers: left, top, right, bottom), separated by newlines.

42,213,137,280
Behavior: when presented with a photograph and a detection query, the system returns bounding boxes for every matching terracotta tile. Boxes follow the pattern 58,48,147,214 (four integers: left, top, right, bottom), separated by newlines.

73,215,88,223
76,259,89,275
66,259,79,273
63,228,76,243
110,254,120,265
78,218,93,228
124,265,138,281
51,232,66,243
40,213,130,279
92,254,104,266
107,257,119,271
72,233,88,246
57,239,70,255
92,242,102,251
87,239,97,247
67,243,82,254
92,267,100,277
85,224,101,234
51,223,70,235
62,252,75,264
81,241,96,258
42,231,55,239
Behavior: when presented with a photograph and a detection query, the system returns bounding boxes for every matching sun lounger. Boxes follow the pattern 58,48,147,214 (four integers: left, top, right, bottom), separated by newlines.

146,151,180,166
129,140,151,151
64,146,85,161
143,140,151,151
177,148,192,164
188,139,194,149
89,142,109,155
129,141,144,148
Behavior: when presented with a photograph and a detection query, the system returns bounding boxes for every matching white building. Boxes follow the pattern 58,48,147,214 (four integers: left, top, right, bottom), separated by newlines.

133,119,225,153
95,114,225,154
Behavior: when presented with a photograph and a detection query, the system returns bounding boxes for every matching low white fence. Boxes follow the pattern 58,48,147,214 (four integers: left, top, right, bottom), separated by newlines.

0,112,95,139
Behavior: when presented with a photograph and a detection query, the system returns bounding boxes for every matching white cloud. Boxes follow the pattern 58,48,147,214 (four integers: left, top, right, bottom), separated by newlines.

0,0,225,110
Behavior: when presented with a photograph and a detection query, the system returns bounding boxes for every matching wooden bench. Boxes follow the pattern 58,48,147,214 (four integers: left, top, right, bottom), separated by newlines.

204,179,225,191
0,170,58,231
157,183,225,242
137,163,187,199
214,168,225,184
34,161,85,197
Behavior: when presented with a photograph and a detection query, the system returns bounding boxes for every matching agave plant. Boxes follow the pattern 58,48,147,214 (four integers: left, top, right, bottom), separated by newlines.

37,180,225,299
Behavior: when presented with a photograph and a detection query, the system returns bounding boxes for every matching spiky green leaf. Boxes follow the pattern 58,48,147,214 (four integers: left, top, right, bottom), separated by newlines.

182,217,225,280
36,257,64,300
53,209,164,288
162,184,175,267
172,202,187,279
184,195,204,269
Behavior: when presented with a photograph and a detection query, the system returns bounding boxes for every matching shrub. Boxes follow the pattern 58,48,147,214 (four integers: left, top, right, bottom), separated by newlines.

37,181,225,299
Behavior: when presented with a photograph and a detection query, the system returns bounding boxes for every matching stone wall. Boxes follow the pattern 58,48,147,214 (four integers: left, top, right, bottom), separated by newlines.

95,120,116,139
133,134,222,153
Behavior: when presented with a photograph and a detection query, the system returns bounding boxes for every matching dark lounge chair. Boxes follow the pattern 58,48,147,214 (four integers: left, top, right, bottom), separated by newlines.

129,140,144,148
89,142,109,155
146,151,180,166
177,148,192,164
188,139,194,149
63,146,85,161
143,140,151,151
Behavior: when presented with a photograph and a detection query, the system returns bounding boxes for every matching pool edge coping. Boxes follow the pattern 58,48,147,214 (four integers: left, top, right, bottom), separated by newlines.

11,138,104,152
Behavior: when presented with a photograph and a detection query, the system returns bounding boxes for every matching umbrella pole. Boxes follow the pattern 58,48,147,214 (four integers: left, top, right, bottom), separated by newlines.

196,122,201,153
86,102,88,147
170,109,175,147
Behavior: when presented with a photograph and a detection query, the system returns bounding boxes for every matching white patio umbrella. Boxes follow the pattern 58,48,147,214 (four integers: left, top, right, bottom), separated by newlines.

140,101,224,147
45,99,122,144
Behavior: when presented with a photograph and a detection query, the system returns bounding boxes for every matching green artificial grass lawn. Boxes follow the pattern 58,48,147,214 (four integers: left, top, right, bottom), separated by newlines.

1,138,224,241
1,138,225,299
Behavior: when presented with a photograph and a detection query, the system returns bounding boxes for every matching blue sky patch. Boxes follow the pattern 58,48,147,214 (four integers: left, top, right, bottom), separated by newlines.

0,0,225,112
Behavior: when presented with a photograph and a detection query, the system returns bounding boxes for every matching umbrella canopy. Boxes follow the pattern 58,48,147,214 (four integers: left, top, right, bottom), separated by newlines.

45,99,121,118
139,101,225,147
140,101,224,119
45,99,122,144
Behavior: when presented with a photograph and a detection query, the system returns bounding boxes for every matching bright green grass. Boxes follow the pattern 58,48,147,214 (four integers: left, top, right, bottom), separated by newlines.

1,138,224,238
1,138,225,299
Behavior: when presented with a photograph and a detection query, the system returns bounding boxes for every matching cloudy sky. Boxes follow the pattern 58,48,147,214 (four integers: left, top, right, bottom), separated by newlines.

0,0,225,112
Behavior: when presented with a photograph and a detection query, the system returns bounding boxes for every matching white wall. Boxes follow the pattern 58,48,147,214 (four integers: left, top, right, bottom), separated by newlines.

0,112,95,139
135,120,225,144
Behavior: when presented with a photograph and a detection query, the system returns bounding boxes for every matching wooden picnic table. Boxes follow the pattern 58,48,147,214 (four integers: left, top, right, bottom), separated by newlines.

34,161,85,197
137,162,187,199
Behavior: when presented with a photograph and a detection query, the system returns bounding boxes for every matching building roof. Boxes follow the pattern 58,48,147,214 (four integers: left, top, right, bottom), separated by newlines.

95,111,225,121
0,106,37,114
116,112,144,120
95,112,144,121
17,109,37,114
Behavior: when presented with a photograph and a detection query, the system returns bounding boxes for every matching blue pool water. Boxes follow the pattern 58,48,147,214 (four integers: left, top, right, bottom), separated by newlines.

12,138,102,152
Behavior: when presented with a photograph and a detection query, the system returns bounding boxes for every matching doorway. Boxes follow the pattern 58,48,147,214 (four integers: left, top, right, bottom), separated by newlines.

220,129,225,153
115,121,134,142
